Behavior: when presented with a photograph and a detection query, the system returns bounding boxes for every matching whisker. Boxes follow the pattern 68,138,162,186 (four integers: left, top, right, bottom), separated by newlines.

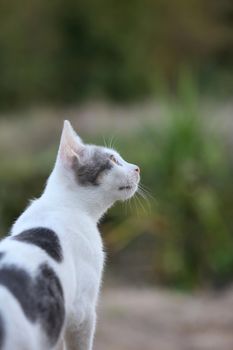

138,183,151,193
123,198,128,216
134,192,147,214
108,135,117,149
124,188,132,214
137,189,152,213
112,135,117,149
132,195,140,217
128,193,133,213
137,187,151,202
134,195,142,217
139,182,151,191
102,136,107,148
138,183,156,201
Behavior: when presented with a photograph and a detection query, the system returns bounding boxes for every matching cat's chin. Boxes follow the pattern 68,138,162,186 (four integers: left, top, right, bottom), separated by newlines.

117,185,138,201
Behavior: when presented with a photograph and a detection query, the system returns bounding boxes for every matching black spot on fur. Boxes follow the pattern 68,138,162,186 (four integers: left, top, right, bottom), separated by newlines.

0,313,5,349
74,148,112,186
0,266,35,321
0,253,5,261
35,263,65,345
14,228,63,263
0,263,65,346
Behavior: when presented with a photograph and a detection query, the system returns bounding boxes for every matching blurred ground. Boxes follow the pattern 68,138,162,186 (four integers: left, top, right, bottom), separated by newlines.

96,287,233,350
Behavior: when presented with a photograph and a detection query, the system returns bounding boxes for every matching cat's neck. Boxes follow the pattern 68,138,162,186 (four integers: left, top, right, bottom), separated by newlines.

42,169,114,222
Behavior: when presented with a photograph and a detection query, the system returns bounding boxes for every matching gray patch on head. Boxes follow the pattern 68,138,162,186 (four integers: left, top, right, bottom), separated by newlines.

73,148,113,186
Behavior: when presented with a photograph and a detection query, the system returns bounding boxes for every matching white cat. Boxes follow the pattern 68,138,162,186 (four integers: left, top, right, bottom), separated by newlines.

0,121,140,350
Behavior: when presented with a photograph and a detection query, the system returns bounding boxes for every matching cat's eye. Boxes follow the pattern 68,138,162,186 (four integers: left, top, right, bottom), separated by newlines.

109,154,121,165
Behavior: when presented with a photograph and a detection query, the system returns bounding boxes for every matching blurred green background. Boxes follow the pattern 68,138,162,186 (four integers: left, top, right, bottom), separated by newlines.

0,0,233,291
1,0,233,107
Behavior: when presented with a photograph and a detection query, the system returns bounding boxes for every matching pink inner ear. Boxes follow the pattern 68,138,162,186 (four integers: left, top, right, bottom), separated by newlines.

60,144,77,163
58,121,83,167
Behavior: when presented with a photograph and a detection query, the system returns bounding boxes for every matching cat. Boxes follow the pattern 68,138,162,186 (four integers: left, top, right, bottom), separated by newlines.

0,121,140,350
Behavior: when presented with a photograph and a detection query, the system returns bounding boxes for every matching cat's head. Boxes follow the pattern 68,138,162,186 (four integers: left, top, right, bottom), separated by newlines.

54,121,140,206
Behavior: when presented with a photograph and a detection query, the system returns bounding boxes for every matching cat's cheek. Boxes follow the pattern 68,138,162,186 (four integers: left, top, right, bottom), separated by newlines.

105,170,122,189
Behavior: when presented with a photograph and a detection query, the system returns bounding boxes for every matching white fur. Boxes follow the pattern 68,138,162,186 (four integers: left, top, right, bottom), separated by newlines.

0,121,140,350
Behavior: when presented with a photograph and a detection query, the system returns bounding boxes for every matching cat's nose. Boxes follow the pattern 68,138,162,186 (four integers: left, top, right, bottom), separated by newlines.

134,166,140,174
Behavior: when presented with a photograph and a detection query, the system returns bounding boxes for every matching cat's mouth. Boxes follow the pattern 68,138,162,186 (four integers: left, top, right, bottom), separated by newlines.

118,185,132,191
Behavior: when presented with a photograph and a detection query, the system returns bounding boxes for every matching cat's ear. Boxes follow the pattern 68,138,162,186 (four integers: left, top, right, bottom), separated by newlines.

57,120,84,167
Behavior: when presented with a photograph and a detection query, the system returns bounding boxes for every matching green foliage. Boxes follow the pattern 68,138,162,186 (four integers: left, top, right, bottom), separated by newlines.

0,0,232,108
104,80,233,289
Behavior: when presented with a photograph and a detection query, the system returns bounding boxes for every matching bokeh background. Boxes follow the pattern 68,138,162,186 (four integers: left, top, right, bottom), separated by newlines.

0,1,233,349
